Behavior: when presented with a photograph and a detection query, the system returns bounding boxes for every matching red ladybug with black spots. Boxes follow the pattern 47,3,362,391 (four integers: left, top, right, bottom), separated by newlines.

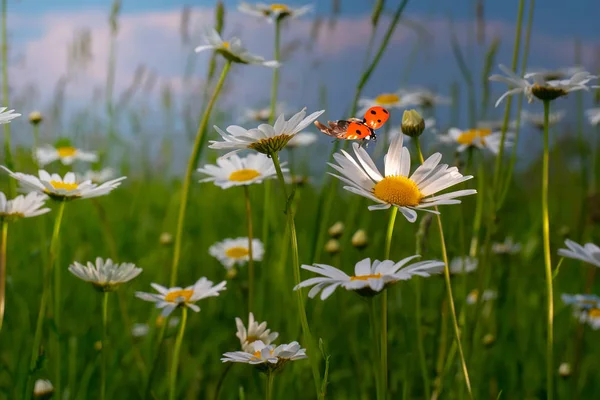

314,106,390,143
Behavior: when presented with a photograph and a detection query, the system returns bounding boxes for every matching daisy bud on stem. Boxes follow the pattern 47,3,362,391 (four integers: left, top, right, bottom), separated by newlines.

33,379,54,400
351,229,368,249
29,111,43,125
327,222,344,238
324,239,341,255
401,109,425,138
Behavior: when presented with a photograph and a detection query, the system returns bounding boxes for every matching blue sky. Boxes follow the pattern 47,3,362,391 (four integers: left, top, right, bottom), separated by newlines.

5,0,600,169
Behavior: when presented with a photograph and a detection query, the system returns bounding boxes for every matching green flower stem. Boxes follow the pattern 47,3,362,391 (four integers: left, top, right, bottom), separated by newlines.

468,155,485,258
542,100,554,400
368,298,382,400
100,291,109,400
0,221,7,331
2,0,14,196
170,60,231,286
243,186,255,312
270,151,322,399
24,201,66,399
414,213,431,399
169,308,188,400
144,323,167,399
266,371,274,400
380,207,398,398
415,138,473,399
52,201,67,398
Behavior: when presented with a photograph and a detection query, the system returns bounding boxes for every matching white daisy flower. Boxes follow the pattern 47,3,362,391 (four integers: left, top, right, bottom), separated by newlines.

195,28,279,68
236,312,279,352
1,168,126,201
68,257,142,291
439,127,514,155
135,278,227,317
525,66,586,81
240,104,288,124
294,256,444,300
466,289,497,305
33,379,54,399
586,108,600,126
198,153,283,189
238,2,313,23
286,132,318,148
489,64,598,106
449,256,478,274
221,340,307,372
521,110,566,130
398,88,452,108
209,237,264,269
81,168,116,184
492,237,522,255
329,133,476,223
0,107,20,124
35,145,98,167
210,107,324,158
0,192,50,221
558,239,600,268
357,91,408,116
561,293,600,310
574,308,600,330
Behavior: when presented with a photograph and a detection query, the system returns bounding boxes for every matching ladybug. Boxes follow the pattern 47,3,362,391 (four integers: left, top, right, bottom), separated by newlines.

314,106,390,143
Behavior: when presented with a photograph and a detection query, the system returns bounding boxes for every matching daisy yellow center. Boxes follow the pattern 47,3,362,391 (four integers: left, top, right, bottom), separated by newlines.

372,176,423,207
164,289,194,303
222,41,230,49
457,129,492,146
270,4,289,11
57,146,77,157
375,93,400,105
229,169,261,182
253,349,275,358
225,246,249,259
49,180,79,191
350,273,382,281
589,308,600,318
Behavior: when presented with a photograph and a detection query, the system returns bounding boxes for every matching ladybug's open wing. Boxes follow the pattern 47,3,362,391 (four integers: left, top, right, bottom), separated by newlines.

314,120,352,139
363,106,390,130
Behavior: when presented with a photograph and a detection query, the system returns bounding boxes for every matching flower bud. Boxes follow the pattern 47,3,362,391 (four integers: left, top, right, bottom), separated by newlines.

29,111,43,125
324,239,341,255
351,229,368,249
482,333,495,348
328,221,344,238
226,267,238,280
94,340,102,351
159,232,173,246
33,379,54,399
401,109,425,138
558,362,571,378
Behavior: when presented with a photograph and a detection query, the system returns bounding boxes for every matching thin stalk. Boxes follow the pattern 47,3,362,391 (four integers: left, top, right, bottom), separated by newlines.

266,372,274,400
24,202,66,398
2,0,14,196
468,156,485,258
542,100,554,400
100,292,109,400
270,151,322,398
170,60,231,286
52,201,67,398
169,308,188,400
492,0,525,194
243,186,255,312
415,139,472,399
144,324,167,399
414,212,431,399
380,207,398,398
368,299,382,400
0,221,7,331
268,18,282,124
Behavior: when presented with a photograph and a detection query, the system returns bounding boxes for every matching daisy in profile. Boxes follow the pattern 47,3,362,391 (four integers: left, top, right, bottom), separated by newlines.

294,256,444,300
438,127,514,155
239,2,312,23
286,132,318,148
492,237,522,255
489,64,597,106
68,258,142,292
209,237,264,269
210,107,324,158
577,308,600,330
241,104,288,124
0,107,20,124
466,289,497,305
586,108,600,126
222,340,307,370
358,90,407,116
236,312,279,352
35,144,98,167
525,66,585,81
135,278,227,317
558,239,600,268
399,87,452,108
0,192,50,222
521,110,566,130
329,133,476,223
195,28,279,67
198,153,283,189
449,256,478,274
81,168,115,184
561,293,600,310
2,168,125,202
